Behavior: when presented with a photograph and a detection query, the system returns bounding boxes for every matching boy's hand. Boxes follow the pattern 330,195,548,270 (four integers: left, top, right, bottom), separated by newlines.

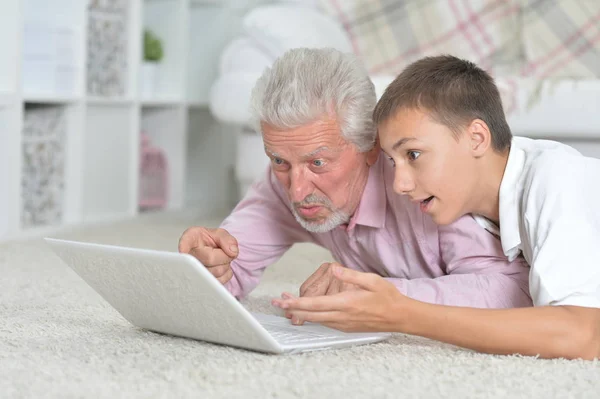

273,266,407,330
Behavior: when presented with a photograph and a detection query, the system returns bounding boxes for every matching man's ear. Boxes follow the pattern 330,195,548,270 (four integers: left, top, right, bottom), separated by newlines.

366,137,381,166
468,119,492,158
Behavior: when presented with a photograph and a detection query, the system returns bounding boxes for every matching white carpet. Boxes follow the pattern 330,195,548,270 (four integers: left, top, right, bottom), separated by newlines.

1,210,599,398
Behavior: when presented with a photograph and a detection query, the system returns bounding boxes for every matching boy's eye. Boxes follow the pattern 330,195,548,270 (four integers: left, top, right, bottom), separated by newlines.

312,159,324,167
407,151,421,161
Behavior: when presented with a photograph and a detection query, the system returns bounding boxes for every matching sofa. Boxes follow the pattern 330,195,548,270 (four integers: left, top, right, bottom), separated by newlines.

209,0,600,199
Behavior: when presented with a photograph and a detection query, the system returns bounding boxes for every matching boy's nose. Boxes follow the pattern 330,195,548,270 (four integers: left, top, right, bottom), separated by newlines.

393,168,415,195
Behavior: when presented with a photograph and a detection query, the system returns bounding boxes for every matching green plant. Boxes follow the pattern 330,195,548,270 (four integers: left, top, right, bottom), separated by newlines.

144,30,163,62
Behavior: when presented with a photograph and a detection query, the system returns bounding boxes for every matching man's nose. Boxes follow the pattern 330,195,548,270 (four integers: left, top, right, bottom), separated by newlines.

289,167,313,202
393,166,415,195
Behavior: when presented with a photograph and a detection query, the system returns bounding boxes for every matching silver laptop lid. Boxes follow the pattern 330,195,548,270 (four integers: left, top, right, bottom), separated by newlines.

45,238,281,353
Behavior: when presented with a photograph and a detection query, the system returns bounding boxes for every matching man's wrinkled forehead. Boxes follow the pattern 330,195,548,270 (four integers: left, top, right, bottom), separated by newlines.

265,146,333,159
262,118,349,156
261,117,341,135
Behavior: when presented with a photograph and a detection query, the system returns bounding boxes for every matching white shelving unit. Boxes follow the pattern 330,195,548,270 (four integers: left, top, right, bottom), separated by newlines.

0,0,246,241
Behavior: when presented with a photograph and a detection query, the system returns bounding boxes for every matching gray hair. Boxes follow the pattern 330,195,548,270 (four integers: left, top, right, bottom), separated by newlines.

249,48,377,152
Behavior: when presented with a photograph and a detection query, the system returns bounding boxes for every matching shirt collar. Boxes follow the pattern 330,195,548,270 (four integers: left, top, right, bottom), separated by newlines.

346,154,387,231
497,138,526,258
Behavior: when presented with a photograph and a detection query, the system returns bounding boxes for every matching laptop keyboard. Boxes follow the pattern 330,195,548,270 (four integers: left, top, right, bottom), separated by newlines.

260,322,343,344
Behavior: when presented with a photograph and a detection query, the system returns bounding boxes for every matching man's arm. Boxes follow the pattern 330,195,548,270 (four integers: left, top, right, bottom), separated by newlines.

220,166,313,298
386,215,532,308
385,271,530,308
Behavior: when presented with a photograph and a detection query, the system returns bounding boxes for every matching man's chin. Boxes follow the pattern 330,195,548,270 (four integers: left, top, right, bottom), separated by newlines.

299,214,327,223
292,211,349,233
300,221,340,234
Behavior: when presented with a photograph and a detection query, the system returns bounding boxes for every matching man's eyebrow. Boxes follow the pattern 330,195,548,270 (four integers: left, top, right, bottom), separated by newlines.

392,137,416,151
303,146,330,158
264,147,280,158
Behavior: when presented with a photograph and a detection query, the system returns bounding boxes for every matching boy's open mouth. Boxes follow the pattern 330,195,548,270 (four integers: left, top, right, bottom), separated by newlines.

419,196,434,213
421,196,434,205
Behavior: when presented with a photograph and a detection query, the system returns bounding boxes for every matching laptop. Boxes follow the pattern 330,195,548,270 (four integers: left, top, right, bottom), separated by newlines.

45,238,391,354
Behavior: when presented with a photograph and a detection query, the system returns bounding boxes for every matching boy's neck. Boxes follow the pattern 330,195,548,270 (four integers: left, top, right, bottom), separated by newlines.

471,149,510,226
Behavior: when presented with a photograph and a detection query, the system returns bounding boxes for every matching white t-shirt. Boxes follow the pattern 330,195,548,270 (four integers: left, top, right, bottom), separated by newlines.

474,136,600,308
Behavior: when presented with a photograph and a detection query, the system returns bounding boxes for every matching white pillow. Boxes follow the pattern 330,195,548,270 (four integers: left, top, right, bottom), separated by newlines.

369,75,395,101
209,72,260,125
242,4,353,59
219,37,273,75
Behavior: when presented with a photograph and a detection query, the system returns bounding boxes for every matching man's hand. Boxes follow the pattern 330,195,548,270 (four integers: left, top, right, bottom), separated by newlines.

299,262,358,297
276,262,358,325
178,227,239,284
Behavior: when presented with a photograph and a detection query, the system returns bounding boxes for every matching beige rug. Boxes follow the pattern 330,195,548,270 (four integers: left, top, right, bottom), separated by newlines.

1,210,598,398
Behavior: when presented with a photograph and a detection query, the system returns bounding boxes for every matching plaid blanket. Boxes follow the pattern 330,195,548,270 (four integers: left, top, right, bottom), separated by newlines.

317,0,600,79
521,0,600,78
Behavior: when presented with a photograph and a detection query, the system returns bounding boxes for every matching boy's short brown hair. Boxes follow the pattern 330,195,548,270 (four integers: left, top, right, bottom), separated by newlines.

373,55,512,151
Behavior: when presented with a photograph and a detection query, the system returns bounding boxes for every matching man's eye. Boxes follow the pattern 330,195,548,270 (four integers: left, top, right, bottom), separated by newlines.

312,159,324,167
407,151,421,161
273,158,284,165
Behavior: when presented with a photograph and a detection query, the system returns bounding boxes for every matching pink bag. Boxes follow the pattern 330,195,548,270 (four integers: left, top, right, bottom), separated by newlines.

138,133,168,209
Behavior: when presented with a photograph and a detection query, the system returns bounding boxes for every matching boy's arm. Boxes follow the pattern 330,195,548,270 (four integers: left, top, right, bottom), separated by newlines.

220,167,314,298
274,268,600,360
404,302,600,360
385,215,532,308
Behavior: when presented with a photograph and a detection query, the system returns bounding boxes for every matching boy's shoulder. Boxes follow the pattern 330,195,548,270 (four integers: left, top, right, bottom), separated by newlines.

514,137,599,208
515,137,583,186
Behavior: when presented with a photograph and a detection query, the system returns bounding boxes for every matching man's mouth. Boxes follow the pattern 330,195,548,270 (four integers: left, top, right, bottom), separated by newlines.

297,205,323,217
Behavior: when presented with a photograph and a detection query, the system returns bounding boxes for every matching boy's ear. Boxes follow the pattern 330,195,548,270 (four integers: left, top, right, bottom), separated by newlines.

468,119,492,157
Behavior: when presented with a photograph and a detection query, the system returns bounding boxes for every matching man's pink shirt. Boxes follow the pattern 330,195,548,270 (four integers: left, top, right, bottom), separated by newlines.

220,154,532,308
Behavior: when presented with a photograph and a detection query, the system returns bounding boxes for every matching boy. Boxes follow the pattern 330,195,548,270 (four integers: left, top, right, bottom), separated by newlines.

273,55,600,360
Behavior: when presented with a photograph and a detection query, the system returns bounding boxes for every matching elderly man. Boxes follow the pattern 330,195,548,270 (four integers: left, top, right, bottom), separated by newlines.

179,48,531,311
